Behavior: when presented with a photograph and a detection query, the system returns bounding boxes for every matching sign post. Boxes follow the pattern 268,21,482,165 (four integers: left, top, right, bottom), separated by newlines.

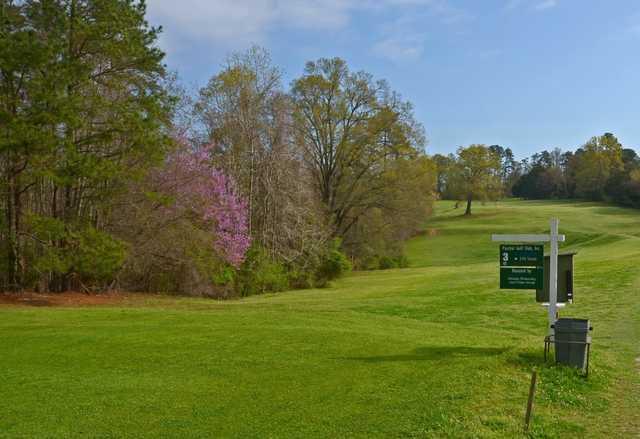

548,218,560,336
492,219,565,335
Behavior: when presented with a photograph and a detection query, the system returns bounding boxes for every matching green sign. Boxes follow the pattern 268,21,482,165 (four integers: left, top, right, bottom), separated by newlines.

500,244,543,267
499,244,544,290
500,267,544,289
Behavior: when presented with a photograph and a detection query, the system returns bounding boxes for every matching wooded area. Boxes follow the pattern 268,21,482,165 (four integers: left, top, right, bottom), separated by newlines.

0,1,435,295
2,1,638,296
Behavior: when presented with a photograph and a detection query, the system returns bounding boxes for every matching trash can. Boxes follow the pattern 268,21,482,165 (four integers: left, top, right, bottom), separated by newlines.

553,318,591,370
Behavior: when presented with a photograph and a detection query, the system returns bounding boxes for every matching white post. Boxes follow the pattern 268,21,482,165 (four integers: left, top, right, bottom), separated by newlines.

548,218,559,336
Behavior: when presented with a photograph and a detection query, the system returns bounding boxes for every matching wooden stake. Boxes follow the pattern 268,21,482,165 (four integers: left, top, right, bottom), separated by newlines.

524,370,538,432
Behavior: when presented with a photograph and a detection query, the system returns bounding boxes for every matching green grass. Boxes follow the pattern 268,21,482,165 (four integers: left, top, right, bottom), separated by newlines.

1,199,639,438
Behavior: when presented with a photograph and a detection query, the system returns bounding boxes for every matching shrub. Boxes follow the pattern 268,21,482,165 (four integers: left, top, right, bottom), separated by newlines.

315,239,352,287
236,246,289,296
287,269,315,290
396,254,410,268
378,255,397,270
73,227,127,284
378,254,410,270
27,215,127,291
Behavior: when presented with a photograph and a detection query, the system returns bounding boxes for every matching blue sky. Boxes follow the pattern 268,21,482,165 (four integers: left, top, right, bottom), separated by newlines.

147,0,640,158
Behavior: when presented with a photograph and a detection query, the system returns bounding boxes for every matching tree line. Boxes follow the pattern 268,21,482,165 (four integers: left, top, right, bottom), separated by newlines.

5,1,635,296
512,133,640,207
433,133,640,212
0,1,436,295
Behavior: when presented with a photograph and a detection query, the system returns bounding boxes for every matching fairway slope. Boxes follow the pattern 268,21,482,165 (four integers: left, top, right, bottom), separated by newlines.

1,200,639,438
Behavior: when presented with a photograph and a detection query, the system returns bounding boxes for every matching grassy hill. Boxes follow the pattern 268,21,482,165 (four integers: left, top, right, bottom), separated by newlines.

1,200,639,438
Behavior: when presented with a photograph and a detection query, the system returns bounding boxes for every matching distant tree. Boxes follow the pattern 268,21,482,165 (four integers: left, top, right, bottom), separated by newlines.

512,165,543,199
605,147,640,207
622,168,640,208
512,136,640,206
431,153,455,196
489,145,520,196
622,148,640,167
538,166,566,198
549,147,564,168
513,148,575,199
531,150,553,168
449,145,501,215
574,133,623,200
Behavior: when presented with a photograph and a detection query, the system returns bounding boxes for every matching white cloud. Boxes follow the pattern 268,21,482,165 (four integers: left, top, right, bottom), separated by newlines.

372,34,427,63
534,0,557,11
368,0,472,63
505,0,523,10
148,1,378,46
505,0,558,12
147,0,468,55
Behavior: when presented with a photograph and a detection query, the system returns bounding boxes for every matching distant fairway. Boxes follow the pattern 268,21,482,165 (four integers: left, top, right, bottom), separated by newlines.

1,200,638,438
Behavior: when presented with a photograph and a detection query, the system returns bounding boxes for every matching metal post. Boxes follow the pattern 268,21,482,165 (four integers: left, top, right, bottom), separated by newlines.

548,218,559,336
524,370,538,432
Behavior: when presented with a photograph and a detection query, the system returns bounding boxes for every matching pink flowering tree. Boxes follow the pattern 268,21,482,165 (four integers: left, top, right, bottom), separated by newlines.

159,138,251,267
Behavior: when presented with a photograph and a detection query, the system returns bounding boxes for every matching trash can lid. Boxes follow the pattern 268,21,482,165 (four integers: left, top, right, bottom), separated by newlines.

554,318,590,332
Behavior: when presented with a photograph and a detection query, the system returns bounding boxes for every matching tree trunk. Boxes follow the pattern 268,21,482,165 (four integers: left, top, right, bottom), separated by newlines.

5,175,17,291
248,137,254,237
5,167,22,291
465,197,472,216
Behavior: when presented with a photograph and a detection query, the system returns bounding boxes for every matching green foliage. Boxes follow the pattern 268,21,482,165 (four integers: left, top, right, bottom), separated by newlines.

27,215,126,289
342,156,436,268
193,46,330,286
236,246,289,296
115,210,238,297
512,133,640,210
574,133,623,200
378,254,409,270
447,144,502,215
357,253,409,271
315,239,351,287
286,268,316,290
377,255,396,270
291,57,429,260
187,244,236,293
0,0,173,291
73,228,127,283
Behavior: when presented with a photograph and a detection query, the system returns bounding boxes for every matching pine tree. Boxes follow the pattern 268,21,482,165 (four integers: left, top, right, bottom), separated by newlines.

0,0,173,291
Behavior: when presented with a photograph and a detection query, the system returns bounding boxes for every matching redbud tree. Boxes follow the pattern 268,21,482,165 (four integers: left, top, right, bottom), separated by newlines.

160,138,251,268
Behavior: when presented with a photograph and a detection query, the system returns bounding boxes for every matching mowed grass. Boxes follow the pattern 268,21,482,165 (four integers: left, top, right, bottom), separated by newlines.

1,200,639,438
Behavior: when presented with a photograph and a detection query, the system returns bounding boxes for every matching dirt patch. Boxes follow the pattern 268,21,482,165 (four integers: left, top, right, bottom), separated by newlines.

0,291,127,307
414,228,439,237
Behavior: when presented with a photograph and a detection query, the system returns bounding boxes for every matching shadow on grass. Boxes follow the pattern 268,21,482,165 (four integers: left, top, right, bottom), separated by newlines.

507,350,546,369
336,345,510,363
428,211,500,224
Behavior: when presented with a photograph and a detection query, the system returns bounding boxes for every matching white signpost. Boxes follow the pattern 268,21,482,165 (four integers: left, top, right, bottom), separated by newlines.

492,219,566,335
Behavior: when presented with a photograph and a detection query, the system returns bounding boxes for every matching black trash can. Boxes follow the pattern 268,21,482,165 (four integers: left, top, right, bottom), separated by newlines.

553,318,590,370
